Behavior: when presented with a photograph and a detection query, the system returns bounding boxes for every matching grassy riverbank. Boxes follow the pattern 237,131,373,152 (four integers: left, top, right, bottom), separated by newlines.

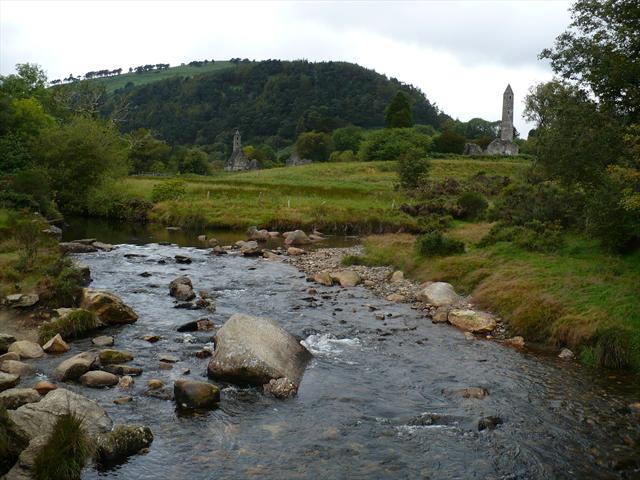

120,159,529,232
358,229,640,371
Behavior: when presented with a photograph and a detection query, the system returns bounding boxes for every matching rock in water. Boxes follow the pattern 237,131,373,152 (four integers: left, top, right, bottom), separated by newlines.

96,425,153,465
207,314,312,388
92,335,115,347
313,271,334,286
169,276,196,301
8,388,112,440
1,360,36,377
99,349,134,364
80,371,119,388
175,255,192,264
54,351,97,381
0,388,41,409
174,380,220,409
33,381,57,395
81,288,138,325
478,416,503,431
443,387,489,399
263,377,298,399
330,270,362,287
416,282,462,307
42,334,70,354
8,340,44,359
59,242,98,254
240,240,262,256
284,230,311,246
448,309,497,334
0,372,20,392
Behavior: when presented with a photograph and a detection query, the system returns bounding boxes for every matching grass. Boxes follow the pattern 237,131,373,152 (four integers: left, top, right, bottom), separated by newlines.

33,413,93,480
38,309,101,344
121,159,530,233
86,61,237,94
359,229,640,370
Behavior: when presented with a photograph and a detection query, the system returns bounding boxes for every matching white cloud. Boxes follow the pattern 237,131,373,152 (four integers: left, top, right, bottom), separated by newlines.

0,0,571,136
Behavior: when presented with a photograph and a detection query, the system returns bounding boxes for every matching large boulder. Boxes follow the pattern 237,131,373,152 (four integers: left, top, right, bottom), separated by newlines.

0,388,41,409
174,380,220,409
80,371,119,388
96,425,153,465
448,309,496,334
330,270,362,287
284,230,311,246
8,388,112,440
54,351,97,381
0,360,36,377
8,341,43,360
169,276,195,301
59,242,98,254
71,259,91,284
0,371,20,392
81,288,138,325
0,333,16,353
416,282,463,307
207,314,312,387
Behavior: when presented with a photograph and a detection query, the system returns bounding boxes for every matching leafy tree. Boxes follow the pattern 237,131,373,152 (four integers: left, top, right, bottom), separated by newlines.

385,92,413,128
332,125,364,152
172,146,211,175
296,131,332,162
432,126,465,154
0,63,48,100
541,0,640,122
397,149,431,190
33,116,129,212
359,128,432,161
127,128,171,173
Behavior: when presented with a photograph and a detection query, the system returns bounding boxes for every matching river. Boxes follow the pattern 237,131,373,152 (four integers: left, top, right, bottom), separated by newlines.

28,219,639,478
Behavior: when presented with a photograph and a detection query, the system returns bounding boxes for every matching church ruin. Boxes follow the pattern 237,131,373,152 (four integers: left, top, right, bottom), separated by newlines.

486,84,519,155
224,129,259,171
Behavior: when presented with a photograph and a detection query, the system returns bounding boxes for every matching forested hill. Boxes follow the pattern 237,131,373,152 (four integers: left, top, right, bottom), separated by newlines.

101,60,446,151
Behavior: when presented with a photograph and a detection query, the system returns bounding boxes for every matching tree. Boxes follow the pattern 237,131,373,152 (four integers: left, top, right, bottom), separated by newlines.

0,63,48,100
33,116,129,212
540,0,640,122
295,131,332,162
385,92,413,128
127,128,171,173
332,125,364,152
432,125,465,154
397,149,430,190
358,128,432,161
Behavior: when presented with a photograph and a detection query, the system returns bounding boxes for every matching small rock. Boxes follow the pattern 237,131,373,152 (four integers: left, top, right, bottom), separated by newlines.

177,319,214,332
478,416,503,431
287,247,306,256
99,349,134,365
175,255,192,264
443,387,489,399
448,309,496,334
628,402,640,413
92,335,115,347
33,381,57,395
432,307,449,324
416,282,462,307
363,280,375,287
147,379,165,390
313,271,334,286
0,371,20,392
505,336,525,348
114,396,133,405
143,335,161,343
118,376,134,389
195,350,212,359
159,354,179,363
284,230,311,246
464,332,475,341
42,334,70,354
93,241,115,252
263,251,281,261
240,240,262,256
385,293,406,302
80,370,119,388
197,235,207,242
103,365,143,376
263,377,298,399
96,425,153,464
169,276,195,301
390,271,404,283
0,352,20,362
207,238,219,247
54,351,97,381
558,348,575,359
8,340,44,359
174,379,220,409
330,270,361,287
1,360,36,377
59,242,98,254
0,388,41,409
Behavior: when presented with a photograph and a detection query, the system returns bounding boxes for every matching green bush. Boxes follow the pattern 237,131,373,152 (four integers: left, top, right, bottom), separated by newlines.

295,131,332,162
332,125,364,152
417,214,453,233
457,191,488,219
151,180,187,203
38,309,101,344
328,150,358,162
416,230,465,257
358,128,432,162
397,149,431,190
480,220,564,252
432,127,465,154
33,413,93,480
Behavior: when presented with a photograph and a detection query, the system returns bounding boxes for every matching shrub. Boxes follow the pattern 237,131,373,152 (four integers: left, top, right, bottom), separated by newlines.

432,127,465,154
457,192,488,219
332,125,364,152
358,128,432,162
39,266,85,308
593,327,635,369
328,150,358,162
295,131,332,162
417,214,453,233
416,230,465,257
151,180,187,203
38,309,101,344
397,149,431,190
341,255,367,266
480,220,564,252
33,413,93,480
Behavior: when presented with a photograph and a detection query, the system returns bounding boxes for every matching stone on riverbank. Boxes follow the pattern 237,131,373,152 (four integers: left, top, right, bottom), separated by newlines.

330,270,362,287
54,351,97,381
284,230,311,246
240,240,263,256
0,388,41,409
432,307,450,323
42,334,70,354
390,271,404,283
0,333,16,353
448,309,496,334
505,336,525,348
81,288,138,325
416,282,462,307
8,340,44,359
5,293,39,308
177,318,214,332
169,276,195,301
80,371,119,388
33,381,57,395
313,271,334,286
559,348,575,359
287,247,306,256
71,259,92,284
0,371,20,392
247,226,271,242
96,425,154,465
59,241,98,254
174,379,220,409
207,313,312,388
1,360,36,377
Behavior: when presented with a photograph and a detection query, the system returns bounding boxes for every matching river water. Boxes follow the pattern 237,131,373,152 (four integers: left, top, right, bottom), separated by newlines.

29,220,640,478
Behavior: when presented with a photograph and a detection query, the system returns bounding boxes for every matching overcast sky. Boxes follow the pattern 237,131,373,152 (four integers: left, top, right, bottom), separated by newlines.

0,0,573,135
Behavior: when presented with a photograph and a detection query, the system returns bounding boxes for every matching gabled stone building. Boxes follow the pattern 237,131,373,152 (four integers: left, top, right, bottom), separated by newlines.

224,129,259,171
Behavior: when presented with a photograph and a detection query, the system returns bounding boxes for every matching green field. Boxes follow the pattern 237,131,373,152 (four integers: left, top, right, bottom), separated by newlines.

123,158,530,232
87,61,236,93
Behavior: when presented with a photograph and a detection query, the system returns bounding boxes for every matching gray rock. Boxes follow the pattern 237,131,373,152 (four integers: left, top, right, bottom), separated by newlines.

174,380,220,409
263,377,298,399
177,318,214,332
5,293,39,308
0,333,17,353
463,142,484,155
1,360,36,377
247,226,271,242
103,364,143,376
0,352,20,362
443,387,489,399
169,276,195,301
93,241,115,251
284,230,311,246
558,348,575,359
92,335,115,347
80,370,119,388
8,340,44,359
59,241,98,254
42,224,62,237
0,388,41,409
0,371,20,391
175,254,192,264
330,270,362,287
81,288,138,325
54,351,97,381
448,309,497,334
71,259,91,284
96,425,153,465
240,240,262,256
207,313,312,387
416,282,462,307
432,306,450,323
478,415,503,431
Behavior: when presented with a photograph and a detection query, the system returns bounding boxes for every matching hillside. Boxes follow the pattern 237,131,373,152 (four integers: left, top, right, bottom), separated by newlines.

101,60,445,153
88,61,236,94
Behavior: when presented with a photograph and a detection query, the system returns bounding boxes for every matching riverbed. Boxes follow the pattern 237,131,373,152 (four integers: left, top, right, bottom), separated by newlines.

27,222,640,478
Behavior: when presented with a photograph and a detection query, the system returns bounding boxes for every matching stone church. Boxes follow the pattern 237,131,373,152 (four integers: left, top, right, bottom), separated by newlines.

486,85,519,155
224,129,259,171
